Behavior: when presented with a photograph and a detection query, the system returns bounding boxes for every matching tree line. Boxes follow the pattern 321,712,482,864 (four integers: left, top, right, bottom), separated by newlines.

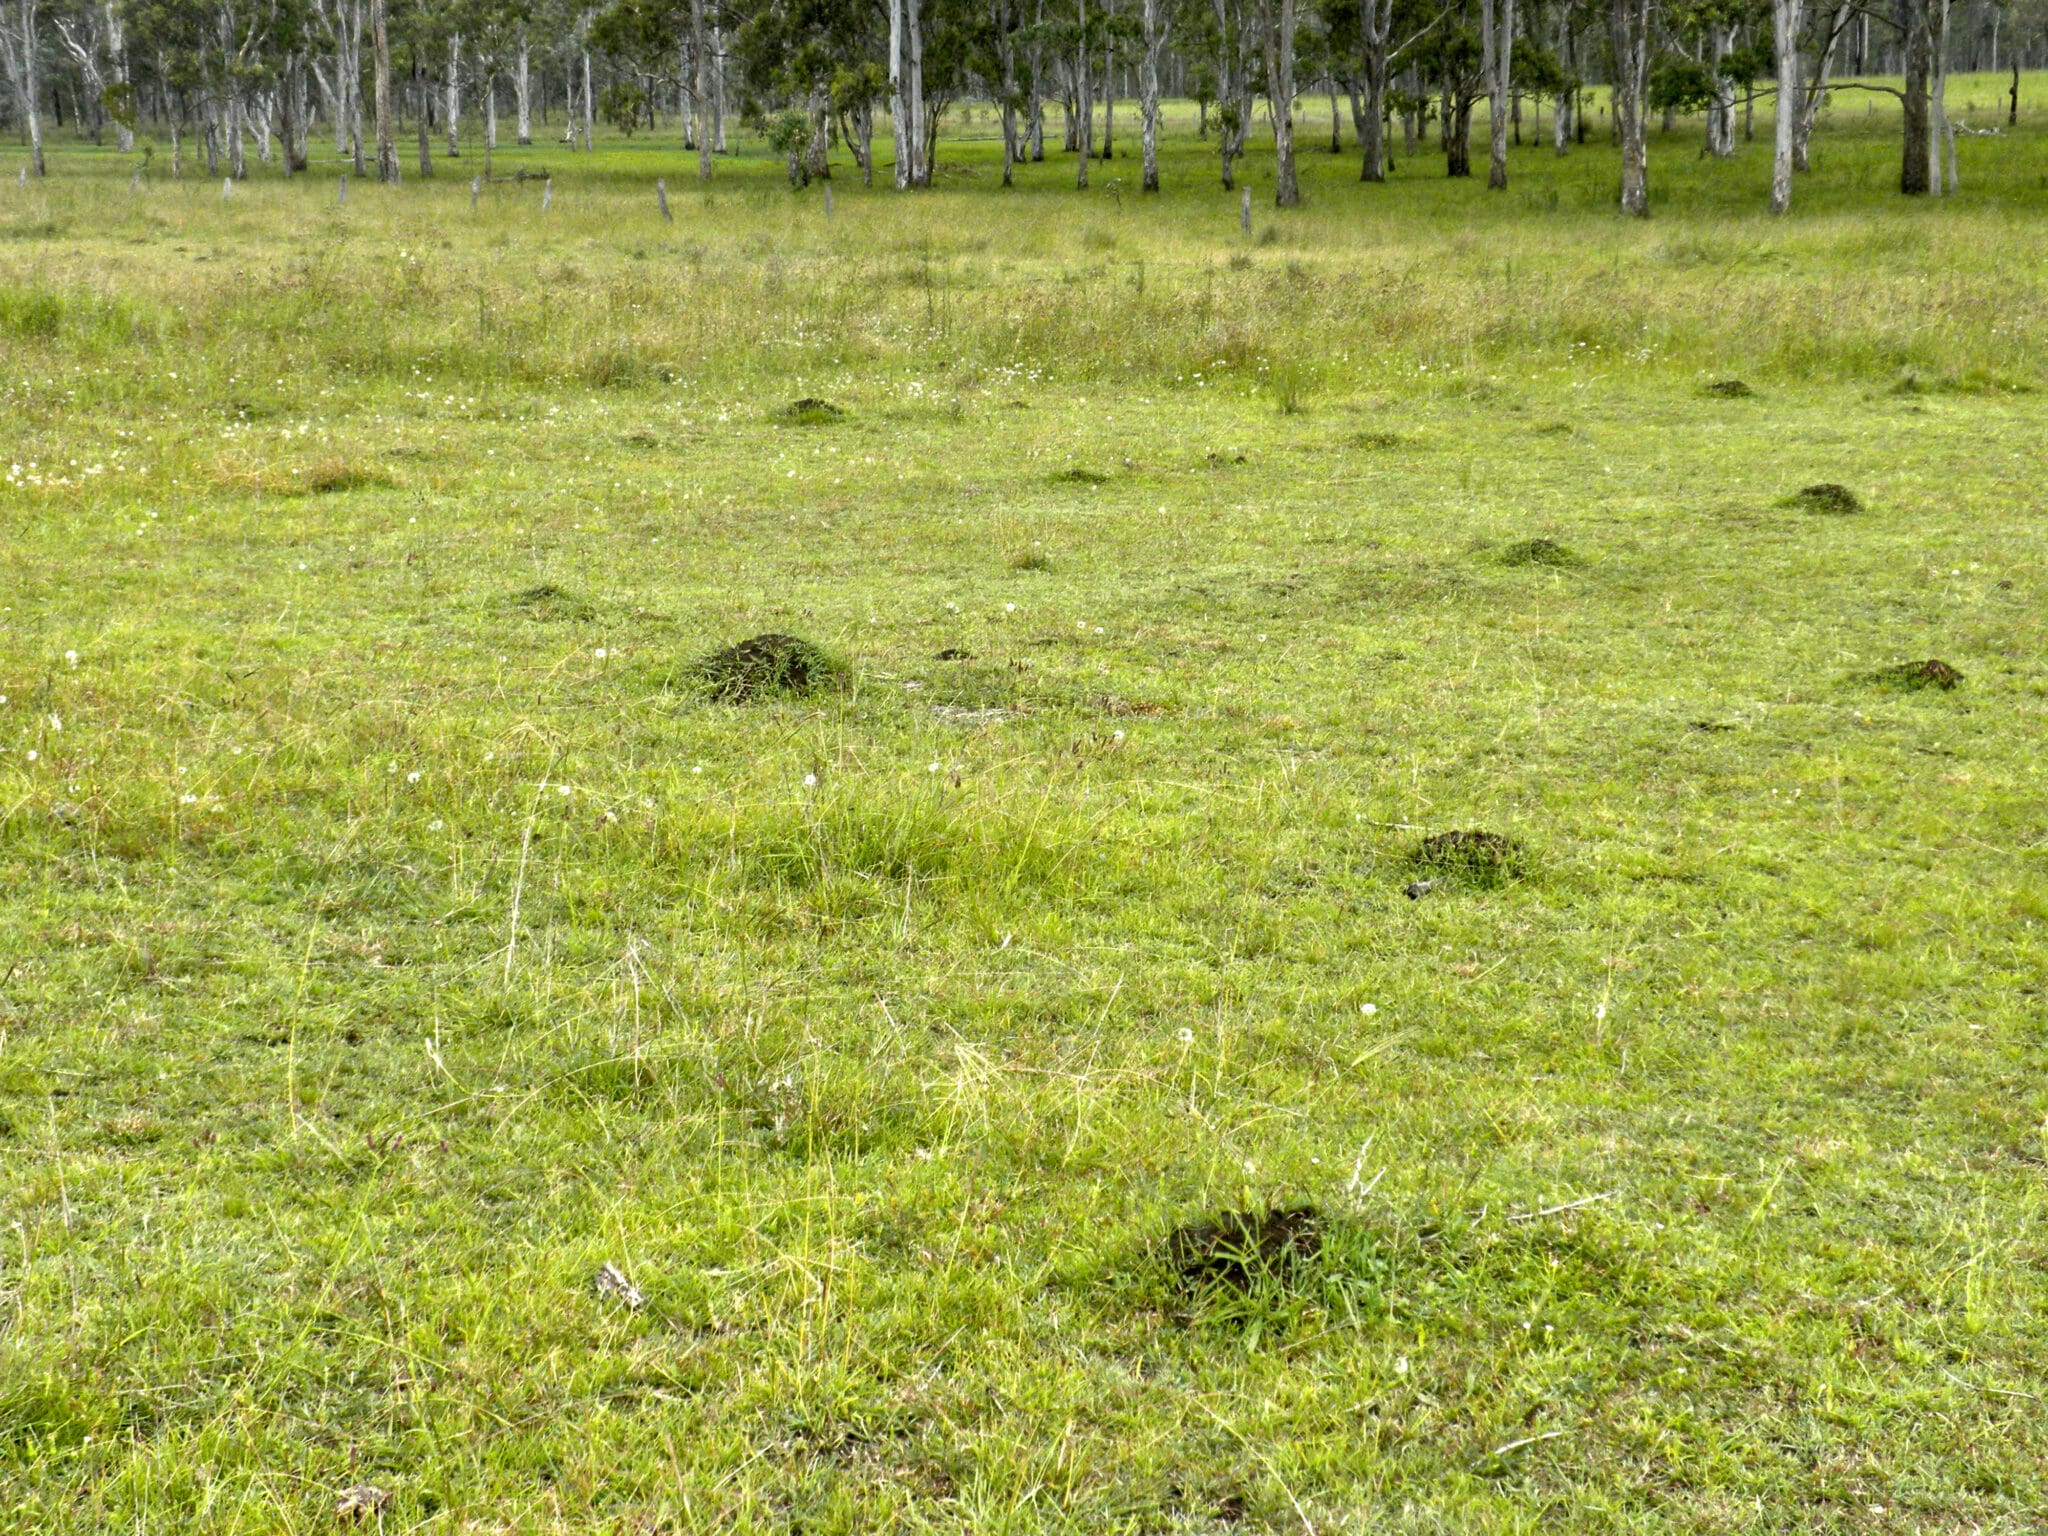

3,0,2043,210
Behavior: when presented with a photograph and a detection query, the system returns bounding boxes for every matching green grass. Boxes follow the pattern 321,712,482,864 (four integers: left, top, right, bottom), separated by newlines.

2,88,2046,1533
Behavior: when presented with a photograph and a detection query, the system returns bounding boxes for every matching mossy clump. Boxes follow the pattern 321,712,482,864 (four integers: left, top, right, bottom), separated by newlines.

1789,483,1862,515
1871,658,1962,691
1052,467,1110,486
1704,379,1755,398
780,398,844,425
695,633,845,701
1165,1205,1322,1292
1500,537,1578,568
1353,429,1408,450
508,583,597,622
1413,829,1527,887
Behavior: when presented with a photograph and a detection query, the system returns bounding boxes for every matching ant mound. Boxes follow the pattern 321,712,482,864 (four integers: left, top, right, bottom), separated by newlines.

695,634,843,701
780,398,844,424
1704,379,1755,398
1789,483,1862,515
1872,658,1962,691
1413,829,1526,888
1500,537,1578,568
1165,1205,1322,1292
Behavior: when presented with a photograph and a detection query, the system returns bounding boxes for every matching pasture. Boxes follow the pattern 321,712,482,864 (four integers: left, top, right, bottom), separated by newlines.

3,89,2047,1532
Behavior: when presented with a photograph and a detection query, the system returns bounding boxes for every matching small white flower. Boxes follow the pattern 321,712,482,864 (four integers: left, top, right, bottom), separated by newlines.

47,714,60,732
1094,626,1104,635
557,784,572,797
1004,602,1016,613
26,750,38,761
692,765,704,775
1112,729,1125,741
928,762,941,773
593,647,607,659
64,650,78,666
1395,1356,1410,1377
1361,1002,1378,1017
406,770,421,784
802,773,817,787
483,751,495,761
180,792,196,804
1175,1027,1194,1044
1594,1002,1608,1021
428,818,444,831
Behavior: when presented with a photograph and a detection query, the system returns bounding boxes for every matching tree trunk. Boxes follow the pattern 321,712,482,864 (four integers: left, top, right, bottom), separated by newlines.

711,25,727,151
1610,0,1649,213
1100,7,1115,159
1267,0,1298,204
285,55,308,171
998,0,1019,186
580,49,593,150
1075,0,1091,188
1769,0,1803,212
446,35,461,155
1358,0,1389,180
1139,0,1164,189
1483,0,1512,188
1899,0,1930,193
370,0,397,180
1928,0,1950,193
693,0,713,178
4,0,48,175
516,35,531,143
416,69,432,175
889,0,909,185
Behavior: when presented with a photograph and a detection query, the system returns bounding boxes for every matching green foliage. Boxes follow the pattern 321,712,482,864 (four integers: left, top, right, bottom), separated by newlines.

599,80,649,137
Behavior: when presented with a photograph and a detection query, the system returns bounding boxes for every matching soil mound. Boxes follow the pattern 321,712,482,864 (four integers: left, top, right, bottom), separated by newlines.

1414,829,1526,886
1704,379,1755,398
1500,537,1577,568
1166,1205,1322,1291
780,398,844,424
696,633,842,700
1790,483,1862,514
1872,658,1962,691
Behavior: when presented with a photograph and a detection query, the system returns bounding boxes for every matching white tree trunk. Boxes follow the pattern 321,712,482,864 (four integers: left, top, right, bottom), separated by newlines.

515,34,531,145
1139,0,1164,190
1482,0,1513,188
446,35,461,155
1770,0,1804,212
581,49,593,150
888,0,908,186
1264,0,1298,205
1,0,48,176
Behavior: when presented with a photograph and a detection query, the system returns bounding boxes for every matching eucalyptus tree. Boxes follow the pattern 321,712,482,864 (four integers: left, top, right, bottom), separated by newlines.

1136,0,1165,186
1479,0,1509,185
1350,0,1445,181
52,0,135,148
0,0,46,172
370,0,396,176
1413,5,1480,175
1610,0,1649,210
1261,0,1299,202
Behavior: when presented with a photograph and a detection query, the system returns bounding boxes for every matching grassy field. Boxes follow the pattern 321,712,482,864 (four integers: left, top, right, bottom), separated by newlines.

3,84,2047,1533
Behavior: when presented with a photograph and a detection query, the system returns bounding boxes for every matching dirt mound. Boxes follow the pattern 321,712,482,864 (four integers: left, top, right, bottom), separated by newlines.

1166,1205,1322,1291
1500,537,1577,568
508,583,597,622
1872,658,1962,691
934,647,973,661
1790,483,1862,514
1414,829,1526,886
1704,379,1755,398
780,398,844,424
1052,467,1110,486
695,633,843,700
